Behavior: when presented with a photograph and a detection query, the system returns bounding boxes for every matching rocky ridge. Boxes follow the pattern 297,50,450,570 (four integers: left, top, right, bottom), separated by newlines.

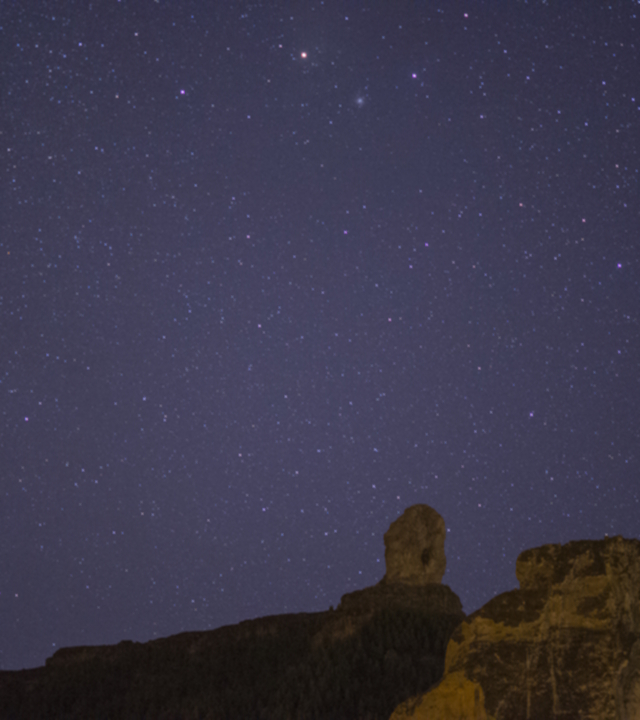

3,505,638,720
0,504,463,720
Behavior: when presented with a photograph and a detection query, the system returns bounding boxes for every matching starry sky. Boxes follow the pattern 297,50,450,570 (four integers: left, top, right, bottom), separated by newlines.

2,1,639,671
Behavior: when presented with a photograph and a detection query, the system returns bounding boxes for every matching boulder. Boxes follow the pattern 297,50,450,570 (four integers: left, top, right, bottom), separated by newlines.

383,504,447,585
391,535,640,720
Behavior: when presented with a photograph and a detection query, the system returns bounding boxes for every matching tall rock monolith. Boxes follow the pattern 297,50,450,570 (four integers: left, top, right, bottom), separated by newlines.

382,504,447,586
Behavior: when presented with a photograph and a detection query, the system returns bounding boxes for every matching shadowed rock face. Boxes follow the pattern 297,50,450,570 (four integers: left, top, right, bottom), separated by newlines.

383,504,447,586
0,505,465,720
391,535,640,720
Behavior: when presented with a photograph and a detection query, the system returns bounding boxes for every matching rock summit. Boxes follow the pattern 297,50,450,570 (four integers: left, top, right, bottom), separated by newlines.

382,504,447,586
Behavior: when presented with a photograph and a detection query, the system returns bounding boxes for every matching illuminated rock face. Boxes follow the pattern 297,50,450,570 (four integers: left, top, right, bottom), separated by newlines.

391,536,640,720
383,504,447,586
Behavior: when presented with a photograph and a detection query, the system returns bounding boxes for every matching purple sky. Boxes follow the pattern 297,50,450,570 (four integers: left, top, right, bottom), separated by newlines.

2,1,639,671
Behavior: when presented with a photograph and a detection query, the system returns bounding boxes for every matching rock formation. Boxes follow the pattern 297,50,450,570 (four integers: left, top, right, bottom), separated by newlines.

0,504,464,720
324,504,461,642
382,504,447,585
391,535,640,720
9,505,637,720
323,504,460,638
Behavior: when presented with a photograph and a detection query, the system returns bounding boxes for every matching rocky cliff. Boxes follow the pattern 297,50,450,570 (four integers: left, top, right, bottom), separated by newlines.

0,504,463,720
6,507,636,720
391,535,640,720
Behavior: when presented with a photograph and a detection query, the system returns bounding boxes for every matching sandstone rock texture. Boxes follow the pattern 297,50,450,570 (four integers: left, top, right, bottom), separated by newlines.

391,536,640,720
383,504,447,585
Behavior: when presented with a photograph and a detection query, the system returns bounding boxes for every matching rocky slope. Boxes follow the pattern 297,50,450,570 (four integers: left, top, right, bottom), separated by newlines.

391,535,640,720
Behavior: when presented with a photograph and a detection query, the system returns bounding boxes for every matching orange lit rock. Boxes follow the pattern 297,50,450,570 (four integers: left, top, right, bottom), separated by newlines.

391,536,640,720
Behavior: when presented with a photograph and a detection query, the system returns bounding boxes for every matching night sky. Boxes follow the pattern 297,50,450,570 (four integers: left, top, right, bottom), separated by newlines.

2,2,639,672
